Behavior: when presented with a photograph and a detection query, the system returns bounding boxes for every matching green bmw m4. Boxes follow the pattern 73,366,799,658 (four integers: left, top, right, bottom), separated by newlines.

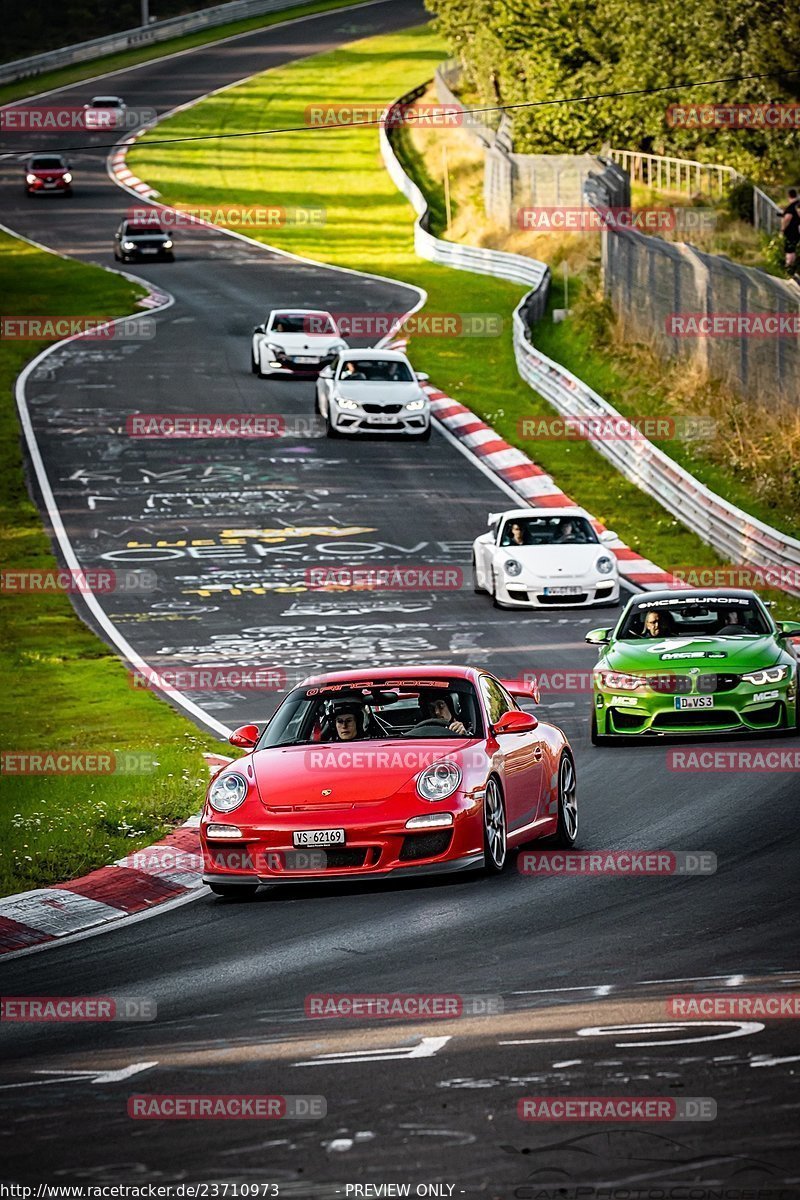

586,589,800,743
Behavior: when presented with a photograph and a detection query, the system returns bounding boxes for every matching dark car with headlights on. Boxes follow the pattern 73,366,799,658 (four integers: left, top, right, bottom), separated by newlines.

114,218,174,262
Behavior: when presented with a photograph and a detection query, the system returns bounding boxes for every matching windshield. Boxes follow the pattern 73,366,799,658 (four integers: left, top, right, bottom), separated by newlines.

269,312,335,336
337,359,413,382
618,596,771,639
125,224,164,236
91,98,121,107
30,157,65,169
500,515,598,546
259,677,483,747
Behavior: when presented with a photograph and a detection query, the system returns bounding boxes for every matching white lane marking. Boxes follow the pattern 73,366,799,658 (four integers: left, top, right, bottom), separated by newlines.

511,971,800,997
500,1021,765,1047
552,1059,582,1068
0,0,401,107
751,1054,800,1068
295,1036,451,1066
577,1021,765,1046
0,1062,157,1089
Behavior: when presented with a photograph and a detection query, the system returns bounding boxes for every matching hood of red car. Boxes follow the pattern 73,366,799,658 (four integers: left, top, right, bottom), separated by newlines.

251,740,479,809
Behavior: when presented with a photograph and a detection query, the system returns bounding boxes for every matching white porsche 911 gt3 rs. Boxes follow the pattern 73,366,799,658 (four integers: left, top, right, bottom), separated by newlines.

472,507,620,608
251,309,348,377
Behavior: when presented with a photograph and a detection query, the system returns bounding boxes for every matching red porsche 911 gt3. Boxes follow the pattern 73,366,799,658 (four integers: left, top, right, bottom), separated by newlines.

200,665,577,896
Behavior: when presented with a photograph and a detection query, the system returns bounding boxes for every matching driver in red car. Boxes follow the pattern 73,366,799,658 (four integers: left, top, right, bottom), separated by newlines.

422,693,469,736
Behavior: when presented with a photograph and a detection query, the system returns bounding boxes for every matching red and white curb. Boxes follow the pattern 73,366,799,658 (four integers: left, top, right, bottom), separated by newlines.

425,386,680,592
0,755,232,956
110,137,159,199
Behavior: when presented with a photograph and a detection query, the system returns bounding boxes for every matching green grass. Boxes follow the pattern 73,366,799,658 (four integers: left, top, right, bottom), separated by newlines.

128,24,800,623
0,232,228,896
0,0,369,106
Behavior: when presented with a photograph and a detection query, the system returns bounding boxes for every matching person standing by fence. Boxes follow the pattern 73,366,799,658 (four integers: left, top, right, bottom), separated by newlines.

781,187,799,281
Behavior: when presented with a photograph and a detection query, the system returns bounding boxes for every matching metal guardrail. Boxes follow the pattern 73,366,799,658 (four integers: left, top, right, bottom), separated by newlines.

0,0,308,84
513,328,800,595
379,86,550,307
381,85,800,596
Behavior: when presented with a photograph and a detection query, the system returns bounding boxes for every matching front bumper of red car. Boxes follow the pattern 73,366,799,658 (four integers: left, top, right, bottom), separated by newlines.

200,797,485,885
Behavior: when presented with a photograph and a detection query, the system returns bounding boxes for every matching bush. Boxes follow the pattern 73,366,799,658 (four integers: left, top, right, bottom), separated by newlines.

725,180,755,225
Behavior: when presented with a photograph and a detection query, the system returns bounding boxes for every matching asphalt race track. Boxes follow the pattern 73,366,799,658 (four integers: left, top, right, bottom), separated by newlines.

1,2,799,1192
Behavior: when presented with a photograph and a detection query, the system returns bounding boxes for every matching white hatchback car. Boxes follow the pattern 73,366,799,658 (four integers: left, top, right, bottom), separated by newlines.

83,96,127,128
316,349,431,439
251,309,347,378
472,507,620,608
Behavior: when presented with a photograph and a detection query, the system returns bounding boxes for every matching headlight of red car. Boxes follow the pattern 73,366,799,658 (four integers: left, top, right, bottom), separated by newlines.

208,772,249,812
416,761,461,801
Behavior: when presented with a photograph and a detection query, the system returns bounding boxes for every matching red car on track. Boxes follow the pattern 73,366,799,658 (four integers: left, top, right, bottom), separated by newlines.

24,154,73,196
201,665,577,896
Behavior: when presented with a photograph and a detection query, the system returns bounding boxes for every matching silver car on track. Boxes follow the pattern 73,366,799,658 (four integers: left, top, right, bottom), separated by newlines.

315,349,431,439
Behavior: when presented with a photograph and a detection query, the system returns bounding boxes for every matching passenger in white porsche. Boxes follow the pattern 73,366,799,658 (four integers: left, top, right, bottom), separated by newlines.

502,521,528,547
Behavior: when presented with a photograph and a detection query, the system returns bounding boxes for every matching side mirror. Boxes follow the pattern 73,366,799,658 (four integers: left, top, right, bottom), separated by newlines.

319,365,333,378
585,627,611,645
777,620,800,637
599,530,617,543
416,371,430,382
229,723,259,749
253,324,265,334
493,710,538,734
